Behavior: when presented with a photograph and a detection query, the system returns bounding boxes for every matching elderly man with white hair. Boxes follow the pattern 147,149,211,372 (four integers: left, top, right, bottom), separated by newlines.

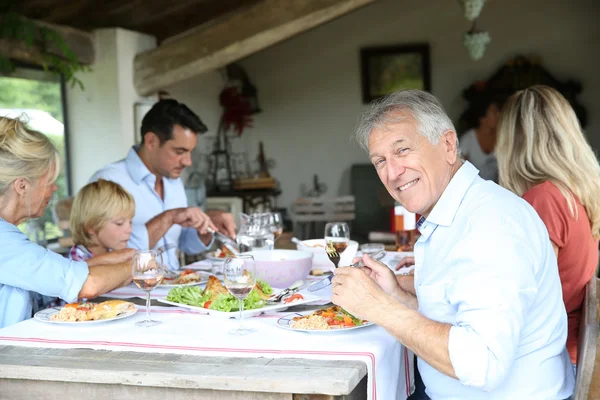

331,90,574,399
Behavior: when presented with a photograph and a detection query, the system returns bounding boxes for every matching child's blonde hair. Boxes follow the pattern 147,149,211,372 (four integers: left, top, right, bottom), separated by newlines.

70,179,135,248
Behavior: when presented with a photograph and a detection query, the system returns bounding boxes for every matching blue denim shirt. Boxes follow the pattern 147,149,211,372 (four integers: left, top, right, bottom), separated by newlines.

90,147,212,270
0,218,89,328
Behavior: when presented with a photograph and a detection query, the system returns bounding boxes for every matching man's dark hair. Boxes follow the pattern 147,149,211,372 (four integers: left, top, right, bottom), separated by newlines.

140,99,208,145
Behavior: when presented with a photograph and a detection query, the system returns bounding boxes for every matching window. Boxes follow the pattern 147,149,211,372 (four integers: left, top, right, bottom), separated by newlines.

0,67,71,242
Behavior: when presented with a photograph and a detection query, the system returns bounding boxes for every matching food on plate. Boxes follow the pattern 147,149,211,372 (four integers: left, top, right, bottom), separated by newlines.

50,300,136,322
205,275,230,302
213,245,235,259
291,315,330,330
284,293,304,304
163,269,204,285
166,275,273,312
290,306,367,330
310,269,325,276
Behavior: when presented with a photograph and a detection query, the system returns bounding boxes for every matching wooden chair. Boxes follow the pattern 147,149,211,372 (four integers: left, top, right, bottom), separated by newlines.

573,277,599,399
53,197,74,248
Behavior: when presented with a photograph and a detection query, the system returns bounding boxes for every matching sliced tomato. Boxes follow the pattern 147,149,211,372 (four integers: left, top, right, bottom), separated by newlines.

284,293,304,304
180,269,195,276
65,303,80,308
203,301,212,309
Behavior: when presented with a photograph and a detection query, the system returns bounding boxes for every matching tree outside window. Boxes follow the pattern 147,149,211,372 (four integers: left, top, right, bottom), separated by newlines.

0,68,70,242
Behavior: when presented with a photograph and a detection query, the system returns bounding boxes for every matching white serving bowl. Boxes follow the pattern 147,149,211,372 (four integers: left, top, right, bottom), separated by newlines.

296,239,359,268
242,249,313,289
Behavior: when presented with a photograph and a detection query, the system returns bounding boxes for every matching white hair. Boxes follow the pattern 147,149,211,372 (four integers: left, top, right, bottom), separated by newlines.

353,89,459,152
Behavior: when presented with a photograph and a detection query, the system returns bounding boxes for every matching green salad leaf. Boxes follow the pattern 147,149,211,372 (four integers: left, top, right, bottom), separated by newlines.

166,286,209,307
166,279,273,312
256,278,273,295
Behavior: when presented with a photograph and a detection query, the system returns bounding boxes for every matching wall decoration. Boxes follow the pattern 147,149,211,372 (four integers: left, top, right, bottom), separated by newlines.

360,44,430,103
458,55,587,133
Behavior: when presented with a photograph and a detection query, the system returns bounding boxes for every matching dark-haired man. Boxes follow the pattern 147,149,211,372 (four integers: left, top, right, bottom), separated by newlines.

90,99,236,270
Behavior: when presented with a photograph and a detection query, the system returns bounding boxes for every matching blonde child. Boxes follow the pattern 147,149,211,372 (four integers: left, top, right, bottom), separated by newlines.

69,179,135,263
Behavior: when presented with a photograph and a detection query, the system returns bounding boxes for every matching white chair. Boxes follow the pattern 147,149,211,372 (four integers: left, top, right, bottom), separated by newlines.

205,196,244,228
573,276,599,399
290,195,355,239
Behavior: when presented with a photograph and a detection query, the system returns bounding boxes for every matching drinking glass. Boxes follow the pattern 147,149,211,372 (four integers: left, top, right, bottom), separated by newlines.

324,222,350,254
223,255,256,335
132,250,165,327
270,212,284,242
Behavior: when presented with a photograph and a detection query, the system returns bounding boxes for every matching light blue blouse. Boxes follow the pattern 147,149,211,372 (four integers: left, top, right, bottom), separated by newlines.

0,218,89,328
90,147,212,270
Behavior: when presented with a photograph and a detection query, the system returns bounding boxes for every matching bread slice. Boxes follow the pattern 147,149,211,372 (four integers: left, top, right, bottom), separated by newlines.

87,300,136,320
204,275,229,302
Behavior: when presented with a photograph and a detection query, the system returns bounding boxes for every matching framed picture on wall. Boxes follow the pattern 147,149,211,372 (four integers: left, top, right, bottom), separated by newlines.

360,43,431,103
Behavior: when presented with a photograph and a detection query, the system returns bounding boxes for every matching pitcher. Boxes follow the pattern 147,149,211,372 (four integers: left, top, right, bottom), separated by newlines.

237,213,275,252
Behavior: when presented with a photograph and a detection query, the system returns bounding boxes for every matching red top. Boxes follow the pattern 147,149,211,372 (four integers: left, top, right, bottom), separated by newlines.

523,181,598,364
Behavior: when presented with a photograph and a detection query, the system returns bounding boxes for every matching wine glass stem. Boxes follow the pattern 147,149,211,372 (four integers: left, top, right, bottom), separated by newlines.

239,298,244,327
145,291,151,321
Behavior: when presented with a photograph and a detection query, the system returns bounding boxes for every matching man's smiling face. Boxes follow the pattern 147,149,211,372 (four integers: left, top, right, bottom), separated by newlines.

368,111,459,217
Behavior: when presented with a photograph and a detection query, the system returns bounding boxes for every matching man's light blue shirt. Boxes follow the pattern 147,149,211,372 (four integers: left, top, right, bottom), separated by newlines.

414,161,573,399
90,147,212,270
0,218,89,328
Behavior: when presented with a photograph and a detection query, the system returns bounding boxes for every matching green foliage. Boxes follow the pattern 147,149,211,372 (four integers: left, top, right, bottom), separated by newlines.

0,75,68,240
0,77,63,121
0,10,88,89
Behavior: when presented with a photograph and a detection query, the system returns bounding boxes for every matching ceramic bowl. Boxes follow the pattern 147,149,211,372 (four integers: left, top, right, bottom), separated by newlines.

241,249,313,289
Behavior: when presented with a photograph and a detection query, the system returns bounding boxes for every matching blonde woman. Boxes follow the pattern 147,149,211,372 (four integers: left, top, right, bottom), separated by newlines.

69,179,135,262
0,116,132,328
496,85,600,370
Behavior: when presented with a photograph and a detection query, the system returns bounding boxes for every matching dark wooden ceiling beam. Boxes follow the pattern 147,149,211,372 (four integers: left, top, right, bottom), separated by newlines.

134,0,377,95
0,20,95,66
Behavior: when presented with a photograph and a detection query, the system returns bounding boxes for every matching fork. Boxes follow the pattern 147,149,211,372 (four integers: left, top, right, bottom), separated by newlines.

325,241,341,268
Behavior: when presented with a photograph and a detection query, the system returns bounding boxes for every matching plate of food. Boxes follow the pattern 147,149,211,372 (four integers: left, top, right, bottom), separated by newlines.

159,269,210,287
158,275,321,318
204,245,236,261
277,306,373,332
34,300,137,324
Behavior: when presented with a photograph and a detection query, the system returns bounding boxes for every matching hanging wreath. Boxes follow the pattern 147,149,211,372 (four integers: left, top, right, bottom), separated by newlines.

219,86,253,136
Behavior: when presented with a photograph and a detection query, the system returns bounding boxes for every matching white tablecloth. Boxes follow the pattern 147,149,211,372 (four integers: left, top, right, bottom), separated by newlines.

0,304,414,400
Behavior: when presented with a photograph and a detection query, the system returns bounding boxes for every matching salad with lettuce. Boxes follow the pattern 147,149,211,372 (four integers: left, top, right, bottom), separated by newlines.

166,278,273,312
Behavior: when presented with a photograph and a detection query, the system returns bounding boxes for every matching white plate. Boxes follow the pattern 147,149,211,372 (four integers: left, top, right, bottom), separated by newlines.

159,271,211,288
157,293,322,319
276,310,374,333
34,306,138,325
203,251,228,262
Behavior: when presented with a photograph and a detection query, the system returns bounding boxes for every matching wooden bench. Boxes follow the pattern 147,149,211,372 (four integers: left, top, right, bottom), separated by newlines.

290,196,355,239
0,345,367,400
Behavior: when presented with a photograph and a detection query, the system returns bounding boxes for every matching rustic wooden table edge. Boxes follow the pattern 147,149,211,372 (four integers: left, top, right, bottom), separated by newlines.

0,345,367,399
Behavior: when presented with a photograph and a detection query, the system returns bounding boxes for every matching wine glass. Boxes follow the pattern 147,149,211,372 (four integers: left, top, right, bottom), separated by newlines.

132,250,165,327
223,255,256,335
324,222,350,254
270,212,283,242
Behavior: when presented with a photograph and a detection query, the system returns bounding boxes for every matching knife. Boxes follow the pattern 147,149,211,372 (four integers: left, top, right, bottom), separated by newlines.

207,227,240,255
307,250,386,292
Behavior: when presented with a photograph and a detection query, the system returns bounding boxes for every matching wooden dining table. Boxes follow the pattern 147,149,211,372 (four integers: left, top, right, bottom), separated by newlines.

0,247,415,400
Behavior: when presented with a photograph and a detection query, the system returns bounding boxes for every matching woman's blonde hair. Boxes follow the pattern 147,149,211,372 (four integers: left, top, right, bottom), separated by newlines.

496,85,600,238
70,179,135,248
0,116,60,196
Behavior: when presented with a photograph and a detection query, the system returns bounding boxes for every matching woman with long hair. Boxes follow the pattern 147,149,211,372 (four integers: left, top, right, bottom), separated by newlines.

496,85,600,370
0,116,133,328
